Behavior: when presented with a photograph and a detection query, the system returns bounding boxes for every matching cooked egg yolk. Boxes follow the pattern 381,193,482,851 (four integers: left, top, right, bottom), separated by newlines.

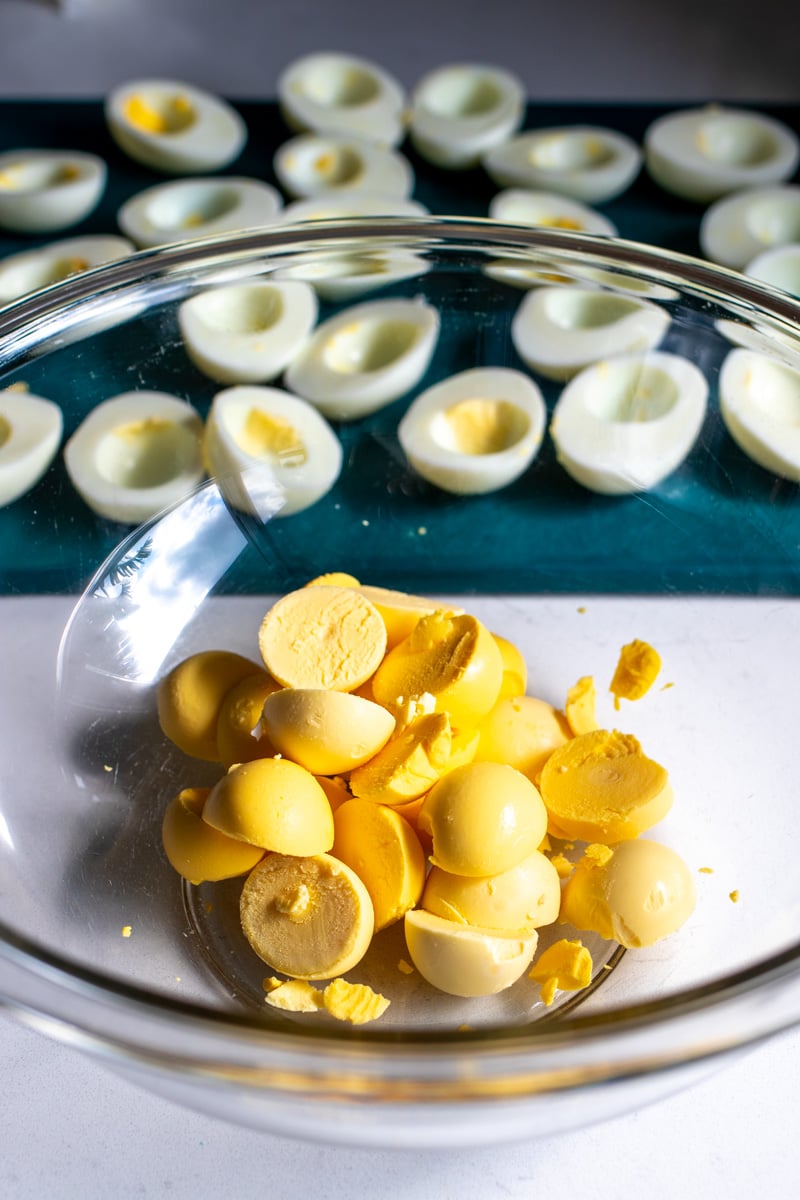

371,609,503,730
215,670,281,768
565,675,598,736
124,92,196,135
529,938,593,1005
540,728,673,843
433,397,530,456
419,760,548,877
610,639,662,708
240,851,374,979
157,649,262,761
354,583,456,650
474,694,570,784
261,687,396,775
332,798,426,930
258,585,387,692
559,839,696,948
404,908,539,997
493,632,528,700
348,711,452,805
161,786,265,884
202,757,334,854
322,977,390,1024
236,409,307,465
422,849,560,931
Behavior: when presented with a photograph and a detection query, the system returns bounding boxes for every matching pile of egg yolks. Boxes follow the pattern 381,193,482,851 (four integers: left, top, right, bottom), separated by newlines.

156,578,696,1018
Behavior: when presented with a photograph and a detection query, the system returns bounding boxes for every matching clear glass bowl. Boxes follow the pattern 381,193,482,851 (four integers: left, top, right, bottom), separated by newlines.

1,218,799,1148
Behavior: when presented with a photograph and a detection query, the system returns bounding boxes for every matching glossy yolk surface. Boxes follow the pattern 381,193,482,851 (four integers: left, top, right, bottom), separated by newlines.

202,756,334,854
261,687,395,775
332,798,426,930
161,786,265,884
157,649,262,761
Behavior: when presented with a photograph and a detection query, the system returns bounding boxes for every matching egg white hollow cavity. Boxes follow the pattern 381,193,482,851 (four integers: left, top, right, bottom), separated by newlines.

409,63,525,169
64,391,205,524
277,52,407,148
744,243,800,298
178,279,318,384
550,350,708,494
398,366,546,495
105,79,247,174
285,297,440,420
0,389,63,507
700,185,800,270
719,347,800,481
0,235,135,303
511,285,671,381
0,149,107,234
484,126,642,204
204,385,342,518
118,177,283,248
644,106,800,204
274,133,414,201
489,189,617,236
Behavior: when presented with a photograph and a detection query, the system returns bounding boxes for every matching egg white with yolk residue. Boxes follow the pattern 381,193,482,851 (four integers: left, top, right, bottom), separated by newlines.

483,126,642,204
0,149,107,234
511,285,671,381
699,184,800,270
488,189,617,237
204,385,342,518
277,51,407,147
285,297,440,420
117,177,282,249
274,133,414,200
550,350,708,494
64,390,205,523
718,347,800,482
644,105,800,203
178,280,318,384
408,62,525,169
0,388,63,508
0,235,134,304
105,79,247,174
398,366,546,495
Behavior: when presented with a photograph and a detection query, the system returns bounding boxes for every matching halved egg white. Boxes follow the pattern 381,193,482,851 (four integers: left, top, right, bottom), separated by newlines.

511,285,670,381
719,347,800,482
715,317,800,365
550,350,708,494
178,279,317,384
489,189,617,236
274,246,430,303
285,296,440,420
0,149,106,234
700,184,800,270
118,177,283,248
274,133,414,201
105,79,247,174
64,391,205,524
0,235,134,303
745,242,800,298
277,51,407,148
204,385,342,519
644,106,800,204
484,126,642,204
408,63,525,169
397,366,546,495
0,387,63,507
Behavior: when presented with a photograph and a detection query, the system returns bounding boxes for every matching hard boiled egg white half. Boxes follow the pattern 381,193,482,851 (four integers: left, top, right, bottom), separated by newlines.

64,391,205,524
511,285,670,381
484,126,642,204
278,52,407,148
489,189,618,236
700,184,800,269
644,106,800,203
550,350,708,494
105,79,247,174
0,387,63,507
0,149,106,234
408,63,525,169
178,279,318,384
285,296,440,420
204,385,342,518
745,242,800,298
274,133,414,201
0,235,134,304
719,347,800,482
398,366,546,495
274,245,430,304
118,177,283,248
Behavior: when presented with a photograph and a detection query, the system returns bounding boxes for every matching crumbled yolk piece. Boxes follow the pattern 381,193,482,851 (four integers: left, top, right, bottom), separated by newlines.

323,977,390,1024
729,889,740,903
121,925,132,938
609,639,662,710
549,851,575,880
349,711,452,805
565,675,598,736
265,978,324,1013
529,939,593,1005
236,409,307,465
